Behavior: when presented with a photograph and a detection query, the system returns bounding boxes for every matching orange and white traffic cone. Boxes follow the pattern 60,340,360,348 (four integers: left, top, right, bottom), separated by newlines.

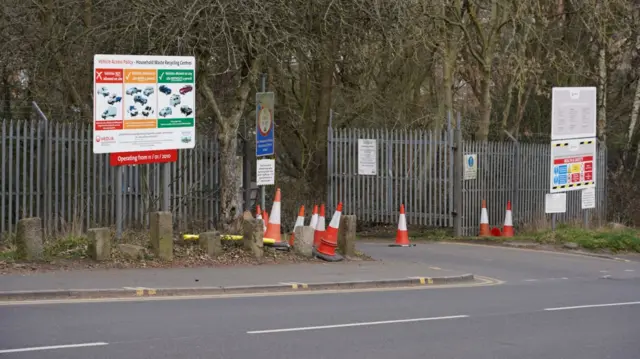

389,204,415,247
479,199,491,236
313,204,326,247
262,210,269,234
317,202,343,258
502,201,514,237
256,205,263,220
309,204,319,230
265,188,287,247
289,205,305,246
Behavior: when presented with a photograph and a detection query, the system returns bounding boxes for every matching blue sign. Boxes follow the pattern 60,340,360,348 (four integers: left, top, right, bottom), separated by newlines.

256,92,275,157
467,156,474,167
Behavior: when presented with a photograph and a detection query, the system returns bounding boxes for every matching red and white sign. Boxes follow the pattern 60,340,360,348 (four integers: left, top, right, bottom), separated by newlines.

550,138,597,193
109,150,178,166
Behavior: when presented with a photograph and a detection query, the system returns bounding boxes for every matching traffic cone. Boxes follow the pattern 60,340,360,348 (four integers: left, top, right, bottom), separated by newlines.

313,204,326,247
502,201,514,237
317,202,343,258
389,204,415,247
479,199,491,236
256,205,263,220
264,188,285,246
289,205,305,246
262,210,269,234
309,204,319,230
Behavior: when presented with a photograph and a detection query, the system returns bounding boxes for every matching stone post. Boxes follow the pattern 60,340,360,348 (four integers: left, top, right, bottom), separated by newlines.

200,231,222,257
15,217,43,260
150,211,173,261
338,215,357,256
242,218,264,259
293,226,314,257
88,227,112,261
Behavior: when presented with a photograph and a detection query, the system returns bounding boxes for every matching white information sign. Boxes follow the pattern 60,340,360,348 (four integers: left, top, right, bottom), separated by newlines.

93,54,196,154
256,159,275,186
551,87,597,140
545,193,567,214
464,154,477,180
581,188,596,209
550,138,596,193
358,139,377,175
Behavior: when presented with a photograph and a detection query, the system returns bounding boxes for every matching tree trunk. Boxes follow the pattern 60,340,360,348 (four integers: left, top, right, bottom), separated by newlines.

218,129,240,229
597,45,607,142
475,67,492,141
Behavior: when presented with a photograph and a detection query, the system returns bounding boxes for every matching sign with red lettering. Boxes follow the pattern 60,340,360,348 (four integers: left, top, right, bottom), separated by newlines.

109,150,178,166
550,138,596,193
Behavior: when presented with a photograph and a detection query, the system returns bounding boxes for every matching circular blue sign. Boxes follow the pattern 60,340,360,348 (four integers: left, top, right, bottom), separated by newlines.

553,175,559,185
467,156,475,167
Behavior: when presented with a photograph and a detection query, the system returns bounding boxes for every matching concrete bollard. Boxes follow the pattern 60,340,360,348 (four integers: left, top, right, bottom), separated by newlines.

338,215,357,257
242,219,264,259
293,226,314,258
150,211,173,261
200,231,222,257
15,217,43,260
88,227,112,261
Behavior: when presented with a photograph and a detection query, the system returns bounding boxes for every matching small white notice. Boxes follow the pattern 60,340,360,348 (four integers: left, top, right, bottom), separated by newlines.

358,139,377,175
256,159,275,186
545,193,567,214
581,188,596,209
464,154,477,180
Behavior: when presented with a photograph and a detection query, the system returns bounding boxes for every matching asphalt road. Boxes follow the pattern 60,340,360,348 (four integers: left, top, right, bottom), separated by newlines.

1,244,639,358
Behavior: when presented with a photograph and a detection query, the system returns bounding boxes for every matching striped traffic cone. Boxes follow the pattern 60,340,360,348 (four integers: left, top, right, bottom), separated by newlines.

289,205,305,246
264,188,284,245
313,204,326,247
309,204,319,230
317,202,342,257
389,204,415,247
256,205,263,220
479,199,491,236
262,210,269,234
502,201,514,237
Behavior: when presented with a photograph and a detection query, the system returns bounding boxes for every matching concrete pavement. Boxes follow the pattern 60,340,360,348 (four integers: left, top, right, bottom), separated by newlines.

0,260,476,300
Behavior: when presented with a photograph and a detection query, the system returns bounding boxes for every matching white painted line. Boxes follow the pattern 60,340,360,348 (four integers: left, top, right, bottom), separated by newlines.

544,301,640,312
247,315,469,334
599,270,609,273
524,279,538,282
624,269,635,272
0,342,108,354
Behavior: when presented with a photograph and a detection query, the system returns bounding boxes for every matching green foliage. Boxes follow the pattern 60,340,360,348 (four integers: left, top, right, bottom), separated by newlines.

529,226,640,253
43,235,90,259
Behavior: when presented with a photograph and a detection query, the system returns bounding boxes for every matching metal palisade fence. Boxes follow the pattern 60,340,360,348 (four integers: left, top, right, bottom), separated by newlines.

327,126,454,228
1,119,221,239
327,124,607,236
461,140,607,236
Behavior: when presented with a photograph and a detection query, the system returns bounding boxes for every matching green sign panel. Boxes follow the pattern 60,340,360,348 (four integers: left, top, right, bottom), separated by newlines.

157,118,195,128
157,70,194,84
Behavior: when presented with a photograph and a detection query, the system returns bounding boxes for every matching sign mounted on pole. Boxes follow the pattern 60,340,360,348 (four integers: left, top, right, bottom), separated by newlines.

256,159,275,185
550,138,596,193
109,149,178,166
256,92,275,157
93,54,196,154
357,139,377,175
551,87,597,140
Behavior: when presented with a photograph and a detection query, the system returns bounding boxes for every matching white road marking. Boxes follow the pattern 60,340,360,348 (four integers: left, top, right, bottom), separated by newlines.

247,315,469,334
600,270,609,273
0,342,108,354
524,279,538,282
624,269,635,272
544,301,640,312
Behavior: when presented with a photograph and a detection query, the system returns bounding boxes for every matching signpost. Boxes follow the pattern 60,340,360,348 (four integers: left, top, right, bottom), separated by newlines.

549,87,597,229
93,54,196,238
256,74,274,209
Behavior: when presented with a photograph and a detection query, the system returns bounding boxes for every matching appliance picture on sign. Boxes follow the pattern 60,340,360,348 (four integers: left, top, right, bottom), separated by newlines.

550,138,596,193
